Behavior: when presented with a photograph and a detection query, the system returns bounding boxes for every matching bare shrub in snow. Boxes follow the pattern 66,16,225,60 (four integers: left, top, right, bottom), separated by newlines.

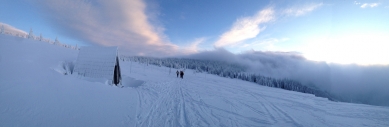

54,61,75,75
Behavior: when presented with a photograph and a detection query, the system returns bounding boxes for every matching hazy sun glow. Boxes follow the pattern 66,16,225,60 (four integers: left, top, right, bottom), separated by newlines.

302,32,389,65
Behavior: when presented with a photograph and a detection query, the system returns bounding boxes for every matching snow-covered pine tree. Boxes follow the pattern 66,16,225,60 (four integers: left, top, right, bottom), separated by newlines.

39,33,43,41
55,37,59,45
0,25,4,34
28,28,34,39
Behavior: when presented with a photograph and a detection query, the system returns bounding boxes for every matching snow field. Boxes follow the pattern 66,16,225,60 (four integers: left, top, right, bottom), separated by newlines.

1,34,389,126
122,62,389,127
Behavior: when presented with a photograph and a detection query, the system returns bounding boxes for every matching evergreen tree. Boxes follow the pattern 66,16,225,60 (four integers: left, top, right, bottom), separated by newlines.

39,33,43,41
55,37,59,45
0,25,4,34
28,28,34,39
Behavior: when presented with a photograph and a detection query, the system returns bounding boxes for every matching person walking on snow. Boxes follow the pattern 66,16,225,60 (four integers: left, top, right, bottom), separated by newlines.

180,71,184,79
176,70,179,78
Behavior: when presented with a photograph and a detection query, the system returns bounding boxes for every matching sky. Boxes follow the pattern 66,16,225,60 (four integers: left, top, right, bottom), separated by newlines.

1,0,389,65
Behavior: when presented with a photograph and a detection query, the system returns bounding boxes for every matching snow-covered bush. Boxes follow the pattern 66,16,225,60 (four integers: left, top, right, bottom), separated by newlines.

53,61,75,75
63,61,75,75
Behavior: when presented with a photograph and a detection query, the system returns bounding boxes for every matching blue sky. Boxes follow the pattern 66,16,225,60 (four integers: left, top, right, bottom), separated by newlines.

1,0,388,65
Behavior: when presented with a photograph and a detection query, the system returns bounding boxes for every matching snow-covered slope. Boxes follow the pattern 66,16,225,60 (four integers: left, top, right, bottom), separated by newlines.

1,34,389,126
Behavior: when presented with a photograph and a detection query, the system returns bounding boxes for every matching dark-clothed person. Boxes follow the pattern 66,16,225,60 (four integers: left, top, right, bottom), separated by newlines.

180,71,184,79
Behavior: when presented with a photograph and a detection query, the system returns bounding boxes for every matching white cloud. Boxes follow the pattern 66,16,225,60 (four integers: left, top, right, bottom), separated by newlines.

360,3,380,8
34,0,180,56
181,37,206,54
283,3,323,17
354,1,361,5
0,22,28,36
240,38,289,51
214,8,274,48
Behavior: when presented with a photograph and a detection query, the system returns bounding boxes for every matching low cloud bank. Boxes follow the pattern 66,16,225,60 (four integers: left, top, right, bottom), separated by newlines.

185,49,389,106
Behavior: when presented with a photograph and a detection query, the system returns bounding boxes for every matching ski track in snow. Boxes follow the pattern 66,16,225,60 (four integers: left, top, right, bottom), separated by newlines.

123,63,389,127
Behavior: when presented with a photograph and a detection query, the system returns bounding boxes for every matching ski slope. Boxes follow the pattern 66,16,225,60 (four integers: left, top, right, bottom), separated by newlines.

1,34,389,126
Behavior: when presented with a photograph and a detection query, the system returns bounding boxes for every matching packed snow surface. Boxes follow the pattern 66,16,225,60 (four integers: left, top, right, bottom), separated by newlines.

1,34,389,126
